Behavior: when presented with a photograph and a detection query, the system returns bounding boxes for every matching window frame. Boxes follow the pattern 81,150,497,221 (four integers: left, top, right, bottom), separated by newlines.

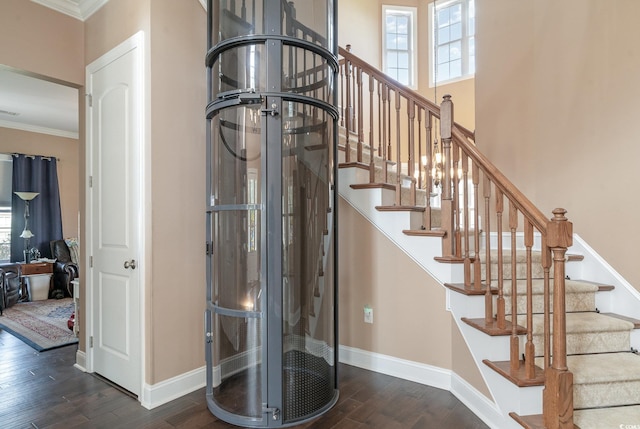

428,0,475,87
382,5,418,89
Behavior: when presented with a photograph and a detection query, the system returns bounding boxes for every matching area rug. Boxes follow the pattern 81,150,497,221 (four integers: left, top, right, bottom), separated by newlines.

0,298,78,351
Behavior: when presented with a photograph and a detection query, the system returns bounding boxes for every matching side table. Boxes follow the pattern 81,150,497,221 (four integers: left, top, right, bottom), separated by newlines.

20,262,54,301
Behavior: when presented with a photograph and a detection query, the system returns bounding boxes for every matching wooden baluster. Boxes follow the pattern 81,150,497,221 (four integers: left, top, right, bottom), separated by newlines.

369,74,375,183
408,99,416,207
357,66,364,163
483,175,493,323
395,90,402,206
543,208,574,429
241,0,246,20
340,61,345,128
509,201,519,373
377,81,382,158
462,154,471,287
440,95,454,256
525,220,535,379
417,107,423,191
382,84,389,183
424,112,433,230
344,47,352,162
386,86,392,183
542,237,551,370
452,143,461,258
496,188,505,330
473,163,481,290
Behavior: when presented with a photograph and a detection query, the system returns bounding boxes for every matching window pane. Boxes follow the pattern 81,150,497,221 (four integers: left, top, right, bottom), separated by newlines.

397,69,409,85
438,26,450,44
388,67,399,81
450,22,462,41
387,34,397,50
387,51,398,67
386,14,396,33
437,45,450,64
450,4,462,23
397,35,408,50
398,52,409,68
450,41,462,60
450,58,462,78
397,16,409,34
437,8,450,27
437,63,449,82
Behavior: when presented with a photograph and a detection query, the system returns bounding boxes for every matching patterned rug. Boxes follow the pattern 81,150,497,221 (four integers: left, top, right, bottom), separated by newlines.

0,298,78,351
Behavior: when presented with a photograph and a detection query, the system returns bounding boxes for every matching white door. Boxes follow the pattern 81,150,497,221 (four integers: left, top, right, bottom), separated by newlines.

86,32,144,396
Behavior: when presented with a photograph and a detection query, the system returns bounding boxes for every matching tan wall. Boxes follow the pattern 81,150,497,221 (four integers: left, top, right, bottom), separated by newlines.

148,0,207,384
475,0,640,290
85,0,206,385
0,0,84,85
451,316,492,399
0,128,80,240
338,198,452,368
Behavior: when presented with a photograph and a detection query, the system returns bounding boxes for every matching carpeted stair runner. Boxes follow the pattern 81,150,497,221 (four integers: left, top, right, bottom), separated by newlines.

491,251,640,428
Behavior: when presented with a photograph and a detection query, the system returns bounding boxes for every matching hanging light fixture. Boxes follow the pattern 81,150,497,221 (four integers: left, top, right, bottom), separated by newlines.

432,139,443,187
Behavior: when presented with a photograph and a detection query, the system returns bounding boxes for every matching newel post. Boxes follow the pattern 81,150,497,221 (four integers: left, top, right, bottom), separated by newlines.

440,95,455,257
543,208,574,429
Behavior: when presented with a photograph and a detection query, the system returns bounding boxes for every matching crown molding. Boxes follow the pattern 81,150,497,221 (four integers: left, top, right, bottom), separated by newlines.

0,120,79,140
31,0,109,21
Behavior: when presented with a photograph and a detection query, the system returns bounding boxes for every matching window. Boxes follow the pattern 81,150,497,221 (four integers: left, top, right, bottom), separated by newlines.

382,6,417,88
0,154,12,262
430,0,475,85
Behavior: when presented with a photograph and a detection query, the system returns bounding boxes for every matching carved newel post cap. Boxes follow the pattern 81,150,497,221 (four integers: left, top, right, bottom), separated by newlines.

442,94,452,101
548,208,572,248
346,44,352,52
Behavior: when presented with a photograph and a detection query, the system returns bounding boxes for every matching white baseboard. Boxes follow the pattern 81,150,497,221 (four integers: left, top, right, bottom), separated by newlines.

140,366,206,410
74,349,87,372
339,345,504,429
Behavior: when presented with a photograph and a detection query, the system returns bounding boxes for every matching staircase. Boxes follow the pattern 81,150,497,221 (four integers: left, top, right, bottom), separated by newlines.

337,46,640,428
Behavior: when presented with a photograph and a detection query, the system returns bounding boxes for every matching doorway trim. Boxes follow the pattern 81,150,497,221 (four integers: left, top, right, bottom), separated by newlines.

83,30,147,404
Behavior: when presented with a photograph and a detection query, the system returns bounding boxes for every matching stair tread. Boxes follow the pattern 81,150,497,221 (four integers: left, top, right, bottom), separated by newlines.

482,359,545,387
509,413,579,429
402,229,446,238
375,205,425,212
478,249,583,263
575,405,640,428
350,183,396,190
501,278,600,296
521,312,635,334
601,312,640,329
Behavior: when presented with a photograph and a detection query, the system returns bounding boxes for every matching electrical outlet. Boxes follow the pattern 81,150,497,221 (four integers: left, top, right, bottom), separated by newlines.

364,305,373,324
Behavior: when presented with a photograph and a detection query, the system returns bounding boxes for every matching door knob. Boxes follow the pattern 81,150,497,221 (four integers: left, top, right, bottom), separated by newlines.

124,259,137,270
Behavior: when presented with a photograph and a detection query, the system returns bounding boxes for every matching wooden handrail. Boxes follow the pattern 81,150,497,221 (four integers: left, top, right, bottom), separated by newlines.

338,45,573,427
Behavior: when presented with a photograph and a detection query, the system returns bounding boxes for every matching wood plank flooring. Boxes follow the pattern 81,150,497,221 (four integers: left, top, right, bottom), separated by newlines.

0,329,489,428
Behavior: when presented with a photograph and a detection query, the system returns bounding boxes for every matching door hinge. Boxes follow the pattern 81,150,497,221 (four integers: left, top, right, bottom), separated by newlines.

86,93,93,107
89,176,93,188
89,256,93,268
89,336,94,348
206,241,213,256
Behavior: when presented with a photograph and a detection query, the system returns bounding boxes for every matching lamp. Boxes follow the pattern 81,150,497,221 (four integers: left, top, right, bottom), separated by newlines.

14,191,39,263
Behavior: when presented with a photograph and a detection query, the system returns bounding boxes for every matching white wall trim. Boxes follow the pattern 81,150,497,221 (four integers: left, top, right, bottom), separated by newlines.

0,119,78,139
339,345,503,428
74,349,87,372
339,345,451,391
141,366,206,410
31,0,109,21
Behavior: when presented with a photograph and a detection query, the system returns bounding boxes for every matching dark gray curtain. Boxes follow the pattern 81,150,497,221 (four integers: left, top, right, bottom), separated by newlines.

10,154,63,262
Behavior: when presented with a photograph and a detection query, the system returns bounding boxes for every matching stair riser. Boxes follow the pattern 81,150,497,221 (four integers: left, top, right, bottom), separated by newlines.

503,292,596,315
529,332,631,356
574,380,640,409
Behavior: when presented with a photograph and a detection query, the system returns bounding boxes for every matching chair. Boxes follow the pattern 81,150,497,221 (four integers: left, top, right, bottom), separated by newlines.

50,240,79,297
0,263,21,312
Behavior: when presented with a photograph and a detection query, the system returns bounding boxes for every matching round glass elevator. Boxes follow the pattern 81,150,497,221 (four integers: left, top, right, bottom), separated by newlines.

205,0,339,427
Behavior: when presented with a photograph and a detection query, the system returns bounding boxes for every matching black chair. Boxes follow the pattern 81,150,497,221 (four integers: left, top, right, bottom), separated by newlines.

0,263,21,313
50,240,79,297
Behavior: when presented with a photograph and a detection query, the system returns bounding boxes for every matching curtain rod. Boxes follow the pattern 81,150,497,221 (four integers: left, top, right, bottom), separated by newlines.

3,152,60,161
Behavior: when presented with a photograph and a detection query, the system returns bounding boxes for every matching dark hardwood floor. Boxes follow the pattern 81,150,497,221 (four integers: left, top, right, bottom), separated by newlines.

0,329,489,429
